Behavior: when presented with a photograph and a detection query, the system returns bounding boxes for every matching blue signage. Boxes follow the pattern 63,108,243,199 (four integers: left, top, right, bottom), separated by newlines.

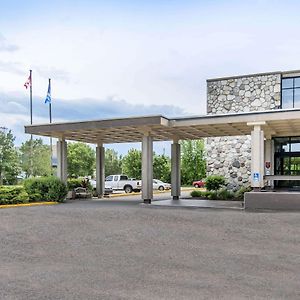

253,172,260,182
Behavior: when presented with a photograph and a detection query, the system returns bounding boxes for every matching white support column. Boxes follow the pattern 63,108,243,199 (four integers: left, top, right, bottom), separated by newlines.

171,139,181,200
142,134,153,204
96,143,105,198
249,123,265,189
57,139,67,182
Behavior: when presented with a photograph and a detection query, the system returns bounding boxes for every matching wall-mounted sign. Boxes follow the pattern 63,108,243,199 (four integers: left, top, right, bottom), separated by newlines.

253,172,260,182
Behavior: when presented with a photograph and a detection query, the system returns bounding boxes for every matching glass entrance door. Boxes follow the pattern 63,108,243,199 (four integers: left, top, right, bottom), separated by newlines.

274,137,300,188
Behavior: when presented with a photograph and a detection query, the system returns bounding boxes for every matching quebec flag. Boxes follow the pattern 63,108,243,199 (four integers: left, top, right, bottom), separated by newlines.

45,79,51,104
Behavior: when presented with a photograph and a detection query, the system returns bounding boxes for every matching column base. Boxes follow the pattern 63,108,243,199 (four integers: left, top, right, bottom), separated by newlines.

172,196,179,200
144,199,151,204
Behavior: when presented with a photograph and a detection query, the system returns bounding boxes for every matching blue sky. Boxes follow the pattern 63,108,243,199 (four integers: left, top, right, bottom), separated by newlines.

1,0,300,154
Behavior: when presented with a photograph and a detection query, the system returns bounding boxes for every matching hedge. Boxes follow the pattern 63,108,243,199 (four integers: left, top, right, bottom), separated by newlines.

24,177,67,202
191,186,251,200
0,186,30,205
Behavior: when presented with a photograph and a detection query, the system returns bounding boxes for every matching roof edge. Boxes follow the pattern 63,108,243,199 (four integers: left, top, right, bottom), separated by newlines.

206,71,282,82
25,114,170,129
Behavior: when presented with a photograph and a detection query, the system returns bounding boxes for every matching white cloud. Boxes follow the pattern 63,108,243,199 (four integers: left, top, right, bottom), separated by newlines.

0,0,300,139
0,91,186,154
0,33,18,52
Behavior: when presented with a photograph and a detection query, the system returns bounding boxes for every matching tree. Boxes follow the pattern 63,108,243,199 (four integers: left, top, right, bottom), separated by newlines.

121,149,142,179
105,149,122,177
121,149,171,182
153,153,171,183
67,142,95,178
181,139,206,185
19,138,51,178
0,129,20,185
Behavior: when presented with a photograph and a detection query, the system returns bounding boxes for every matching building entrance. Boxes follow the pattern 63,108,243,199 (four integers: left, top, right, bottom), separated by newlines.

274,137,300,187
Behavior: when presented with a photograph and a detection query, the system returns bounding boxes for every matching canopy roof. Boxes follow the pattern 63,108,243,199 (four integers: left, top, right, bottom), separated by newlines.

25,109,300,144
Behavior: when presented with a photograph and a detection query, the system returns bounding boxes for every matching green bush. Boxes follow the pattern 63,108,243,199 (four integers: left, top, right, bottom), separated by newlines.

207,191,218,200
190,190,203,197
67,178,92,191
217,189,235,200
67,178,83,190
202,191,212,198
0,186,30,205
191,188,235,200
235,186,252,200
24,177,67,202
205,175,226,191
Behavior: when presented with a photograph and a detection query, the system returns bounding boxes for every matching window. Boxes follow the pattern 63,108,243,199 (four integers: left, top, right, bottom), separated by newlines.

120,175,128,181
281,77,300,109
274,137,300,153
106,175,113,181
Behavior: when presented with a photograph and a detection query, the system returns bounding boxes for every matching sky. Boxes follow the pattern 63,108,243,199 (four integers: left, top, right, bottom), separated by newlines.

1,0,300,154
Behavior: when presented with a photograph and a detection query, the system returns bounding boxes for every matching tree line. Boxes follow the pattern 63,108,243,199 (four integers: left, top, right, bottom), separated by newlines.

0,129,206,186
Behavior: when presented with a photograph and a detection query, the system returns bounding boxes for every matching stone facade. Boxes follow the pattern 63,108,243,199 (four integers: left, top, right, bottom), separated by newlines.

206,73,281,190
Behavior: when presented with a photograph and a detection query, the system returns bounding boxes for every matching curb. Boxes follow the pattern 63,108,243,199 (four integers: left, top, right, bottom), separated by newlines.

108,190,170,198
108,188,196,198
0,202,59,209
108,192,141,198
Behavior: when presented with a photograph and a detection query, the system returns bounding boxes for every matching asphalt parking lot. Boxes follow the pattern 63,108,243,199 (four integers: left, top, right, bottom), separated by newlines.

0,199,299,300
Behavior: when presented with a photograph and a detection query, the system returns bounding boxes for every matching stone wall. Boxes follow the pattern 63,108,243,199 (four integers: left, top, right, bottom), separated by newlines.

206,73,281,190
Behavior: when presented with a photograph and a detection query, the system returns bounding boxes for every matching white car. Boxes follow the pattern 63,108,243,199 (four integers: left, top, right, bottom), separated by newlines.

153,179,171,191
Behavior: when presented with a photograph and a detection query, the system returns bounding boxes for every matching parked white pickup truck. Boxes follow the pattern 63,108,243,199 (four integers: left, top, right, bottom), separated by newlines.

105,174,142,193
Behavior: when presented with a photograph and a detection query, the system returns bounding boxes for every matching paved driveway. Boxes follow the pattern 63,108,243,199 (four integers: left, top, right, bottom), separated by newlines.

0,199,299,299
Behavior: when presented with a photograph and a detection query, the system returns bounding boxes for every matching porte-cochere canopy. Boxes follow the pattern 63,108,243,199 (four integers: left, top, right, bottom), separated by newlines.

25,108,300,143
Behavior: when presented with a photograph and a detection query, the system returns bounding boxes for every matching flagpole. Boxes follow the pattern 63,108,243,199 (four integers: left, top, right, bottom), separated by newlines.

48,78,53,173
30,70,33,125
29,69,33,177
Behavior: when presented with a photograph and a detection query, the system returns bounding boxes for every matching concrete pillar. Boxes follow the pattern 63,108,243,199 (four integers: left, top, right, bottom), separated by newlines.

142,134,153,204
57,139,67,182
171,140,181,200
96,143,105,198
250,125,265,189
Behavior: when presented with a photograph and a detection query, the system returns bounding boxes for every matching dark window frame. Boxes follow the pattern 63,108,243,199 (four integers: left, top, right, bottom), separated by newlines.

281,76,300,109
274,136,300,176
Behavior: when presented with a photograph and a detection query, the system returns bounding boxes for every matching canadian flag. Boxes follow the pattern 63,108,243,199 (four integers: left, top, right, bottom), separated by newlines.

24,74,31,89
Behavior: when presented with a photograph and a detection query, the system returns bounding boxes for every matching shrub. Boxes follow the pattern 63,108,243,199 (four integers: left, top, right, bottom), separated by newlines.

191,188,235,200
67,178,92,191
0,186,30,205
217,189,235,200
235,186,252,200
24,177,67,202
190,190,203,197
202,191,212,198
67,178,83,191
207,191,218,200
205,175,226,191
